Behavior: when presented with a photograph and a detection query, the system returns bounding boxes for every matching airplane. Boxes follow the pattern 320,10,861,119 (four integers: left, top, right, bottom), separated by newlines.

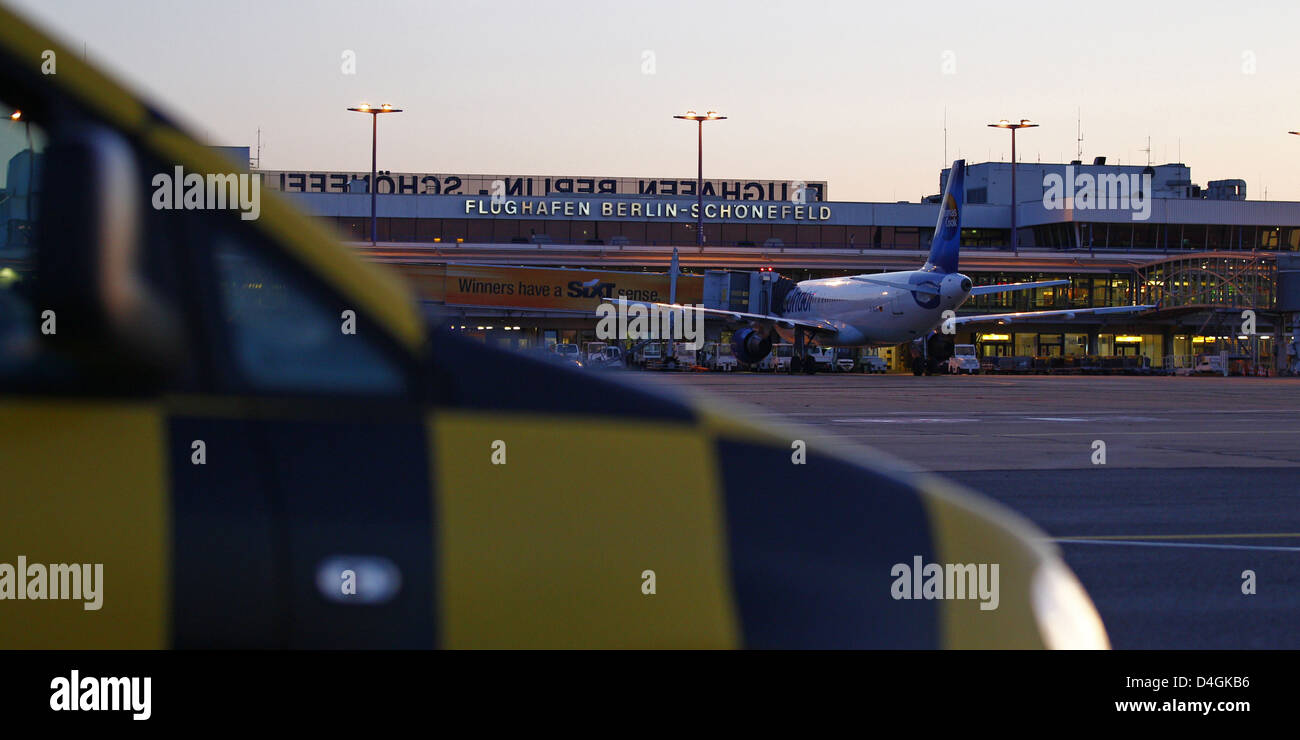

605,159,1154,374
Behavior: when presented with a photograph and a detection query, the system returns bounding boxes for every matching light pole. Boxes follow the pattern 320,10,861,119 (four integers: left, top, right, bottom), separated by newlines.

348,103,403,246
988,119,1038,256
1285,132,1299,373
673,110,726,248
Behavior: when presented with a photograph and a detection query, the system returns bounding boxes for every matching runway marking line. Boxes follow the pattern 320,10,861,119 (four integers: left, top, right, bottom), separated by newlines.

808,430,1300,438
1055,532,1300,541
1054,539,1300,552
1053,532,1300,553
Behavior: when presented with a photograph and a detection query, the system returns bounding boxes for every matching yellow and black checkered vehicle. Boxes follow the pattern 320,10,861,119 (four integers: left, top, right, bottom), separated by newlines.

0,4,1106,649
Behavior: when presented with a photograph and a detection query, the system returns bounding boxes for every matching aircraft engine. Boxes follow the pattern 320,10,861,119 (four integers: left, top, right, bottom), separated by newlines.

731,327,773,364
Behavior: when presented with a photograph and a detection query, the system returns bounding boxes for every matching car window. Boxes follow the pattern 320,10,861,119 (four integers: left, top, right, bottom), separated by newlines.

0,100,46,379
212,236,406,395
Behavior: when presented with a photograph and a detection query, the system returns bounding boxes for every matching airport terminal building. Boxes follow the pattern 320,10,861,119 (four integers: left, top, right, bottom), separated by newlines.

248,157,1300,371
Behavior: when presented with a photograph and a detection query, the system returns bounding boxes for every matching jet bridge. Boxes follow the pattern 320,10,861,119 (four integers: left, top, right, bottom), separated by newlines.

702,269,797,316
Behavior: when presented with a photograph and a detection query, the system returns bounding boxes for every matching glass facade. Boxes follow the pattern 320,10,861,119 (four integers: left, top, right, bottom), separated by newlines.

1135,255,1275,310
962,272,1135,311
1072,222,1300,252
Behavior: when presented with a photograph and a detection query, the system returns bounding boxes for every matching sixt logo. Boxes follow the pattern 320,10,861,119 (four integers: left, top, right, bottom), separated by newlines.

567,280,615,299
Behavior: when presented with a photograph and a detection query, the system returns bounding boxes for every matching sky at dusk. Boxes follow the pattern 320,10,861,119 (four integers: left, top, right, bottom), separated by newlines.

12,0,1300,202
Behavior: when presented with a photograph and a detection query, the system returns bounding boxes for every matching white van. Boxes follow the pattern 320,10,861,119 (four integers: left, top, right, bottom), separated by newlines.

1194,354,1227,375
554,343,581,364
947,344,981,374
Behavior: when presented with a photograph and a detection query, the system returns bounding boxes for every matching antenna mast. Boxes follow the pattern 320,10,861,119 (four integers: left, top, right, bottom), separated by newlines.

1076,108,1083,160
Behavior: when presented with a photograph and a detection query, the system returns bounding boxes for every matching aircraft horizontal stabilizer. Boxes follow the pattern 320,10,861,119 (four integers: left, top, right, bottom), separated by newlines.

849,275,941,295
952,304,1155,326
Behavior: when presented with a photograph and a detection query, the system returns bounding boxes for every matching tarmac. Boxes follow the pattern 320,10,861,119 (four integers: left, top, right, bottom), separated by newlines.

627,371,1300,648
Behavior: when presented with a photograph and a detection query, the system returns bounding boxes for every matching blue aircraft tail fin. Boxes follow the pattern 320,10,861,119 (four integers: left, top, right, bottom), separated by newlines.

924,159,964,274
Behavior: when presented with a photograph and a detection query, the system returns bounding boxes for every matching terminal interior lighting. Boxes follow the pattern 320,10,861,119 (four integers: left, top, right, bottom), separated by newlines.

8,110,19,120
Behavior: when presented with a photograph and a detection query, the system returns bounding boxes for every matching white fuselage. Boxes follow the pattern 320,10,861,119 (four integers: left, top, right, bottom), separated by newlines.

774,269,973,347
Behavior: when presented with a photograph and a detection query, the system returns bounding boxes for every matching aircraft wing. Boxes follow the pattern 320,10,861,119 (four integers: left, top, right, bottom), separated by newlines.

600,298,840,335
952,305,1155,326
969,279,1070,296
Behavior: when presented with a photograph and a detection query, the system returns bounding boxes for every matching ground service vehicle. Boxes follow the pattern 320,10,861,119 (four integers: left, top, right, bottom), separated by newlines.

554,343,582,364
946,345,980,374
0,4,1106,649
636,341,664,369
708,342,738,372
807,347,836,372
834,348,856,372
992,356,1034,374
1195,354,1227,375
583,341,607,364
772,343,793,372
862,356,888,374
596,345,622,369
748,351,777,372
531,347,583,370
667,342,697,370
